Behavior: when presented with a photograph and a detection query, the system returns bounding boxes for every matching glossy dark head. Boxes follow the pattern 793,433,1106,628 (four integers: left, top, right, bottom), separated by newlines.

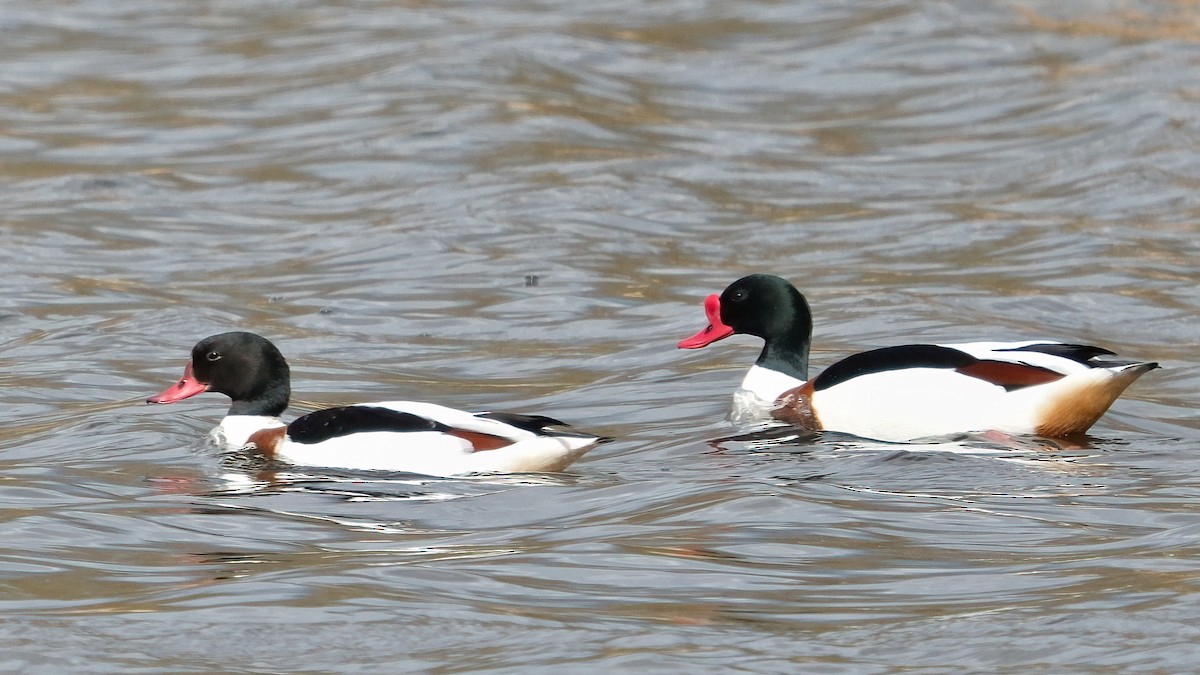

679,274,812,346
678,274,813,380
148,331,291,417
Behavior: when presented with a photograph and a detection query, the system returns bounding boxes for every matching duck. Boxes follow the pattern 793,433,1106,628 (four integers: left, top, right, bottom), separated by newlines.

147,331,607,475
678,274,1158,442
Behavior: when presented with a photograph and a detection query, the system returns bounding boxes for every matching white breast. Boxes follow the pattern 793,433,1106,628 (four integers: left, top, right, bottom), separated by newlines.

211,415,285,448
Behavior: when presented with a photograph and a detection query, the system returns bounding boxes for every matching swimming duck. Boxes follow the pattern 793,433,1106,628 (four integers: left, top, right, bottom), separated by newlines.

678,274,1158,441
148,332,606,475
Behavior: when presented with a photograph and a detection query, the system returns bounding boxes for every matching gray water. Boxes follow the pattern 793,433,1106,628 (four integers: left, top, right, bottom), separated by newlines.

1,1,1199,671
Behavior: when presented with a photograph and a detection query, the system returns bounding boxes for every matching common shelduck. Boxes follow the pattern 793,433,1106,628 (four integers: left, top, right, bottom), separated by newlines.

147,332,607,475
678,274,1158,442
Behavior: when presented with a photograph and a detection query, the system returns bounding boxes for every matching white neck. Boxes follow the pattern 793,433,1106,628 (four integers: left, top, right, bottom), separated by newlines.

739,365,806,401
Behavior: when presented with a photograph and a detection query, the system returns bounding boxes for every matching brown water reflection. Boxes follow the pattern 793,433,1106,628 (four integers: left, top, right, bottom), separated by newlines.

1,0,1199,671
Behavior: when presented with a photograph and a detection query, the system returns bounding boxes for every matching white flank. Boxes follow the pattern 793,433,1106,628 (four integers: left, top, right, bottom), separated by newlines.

811,368,1033,441
275,431,597,476
811,364,1140,442
216,401,600,476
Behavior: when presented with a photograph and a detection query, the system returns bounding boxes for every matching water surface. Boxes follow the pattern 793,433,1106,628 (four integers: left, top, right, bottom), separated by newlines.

1,0,1199,671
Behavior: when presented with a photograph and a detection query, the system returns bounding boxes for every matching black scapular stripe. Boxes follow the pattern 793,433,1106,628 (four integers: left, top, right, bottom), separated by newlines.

996,343,1115,365
288,406,446,445
813,344,977,392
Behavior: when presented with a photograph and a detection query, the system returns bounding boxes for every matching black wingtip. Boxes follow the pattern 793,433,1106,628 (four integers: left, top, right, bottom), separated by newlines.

1091,359,1160,372
475,411,571,431
1001,343,1118,364
474,411,612,443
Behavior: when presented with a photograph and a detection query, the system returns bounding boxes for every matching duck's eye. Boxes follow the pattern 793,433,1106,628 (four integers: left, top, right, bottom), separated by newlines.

730,289,748,302
206,351,221,362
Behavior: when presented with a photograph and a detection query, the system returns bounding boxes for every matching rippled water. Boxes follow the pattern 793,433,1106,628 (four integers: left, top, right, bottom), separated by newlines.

2,0,1199,670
